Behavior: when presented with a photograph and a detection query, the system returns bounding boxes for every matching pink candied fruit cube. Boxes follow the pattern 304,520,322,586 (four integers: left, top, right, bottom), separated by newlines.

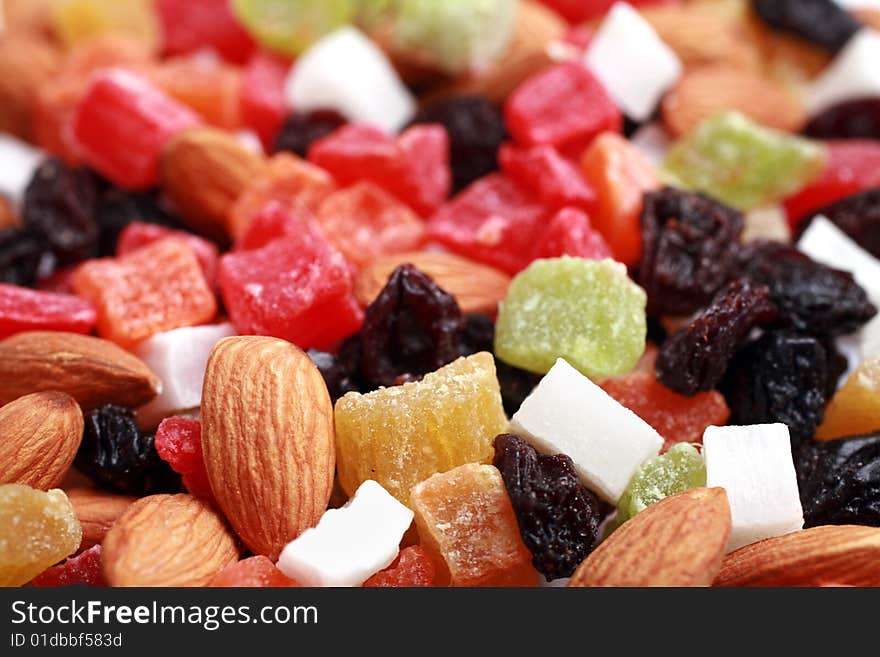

155,416,214,503
234,201,324,252
116,221,219,287
499,143,597,213
240,51,291,149
156,0,255,64
0,282,96,339
530,206,612,261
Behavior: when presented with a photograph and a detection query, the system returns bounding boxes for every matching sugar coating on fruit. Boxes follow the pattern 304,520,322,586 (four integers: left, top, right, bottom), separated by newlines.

494,257,647,378
662,111,826,211
334,352,508,503
284,26,415,133
510,358,663,503
0,134,43,208
276,479,413,587
0,485,82,587
817,356,880,440
703,423,804,552
809,29,880,114
583,3,682,122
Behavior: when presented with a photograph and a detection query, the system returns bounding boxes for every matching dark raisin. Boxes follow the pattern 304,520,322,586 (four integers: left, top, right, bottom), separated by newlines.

796,432,880,528
802,188,880,260
638,187,744,318
360,264,463,388
656,278,777,396
803,98,880,140
96,187,185,256
739,240,877,336
75,405,181,495
721,331,827,448
493,433,604,580
22,158,100,266
752,0,861,54
819,336,849,400
409,96,506,193
0,228,44,286
275,110,347,158
458,313,495,356
307,341,364,402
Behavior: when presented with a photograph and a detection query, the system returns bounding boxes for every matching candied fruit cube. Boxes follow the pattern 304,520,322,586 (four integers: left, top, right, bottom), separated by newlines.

148,56,244,130
0,282,96,339
72,237,218,347
334,352,509,504
31,544,106,587
154,417,214,502
232,0,353,57
209,556,300,587
52,0,159,53
0,485,82,587
156,0,256,64
816,356,880,440
411,463,537,587
116,222,218,288
363,545,436,587
240,51,290,148
530,207,612,262
234,201,324,252
499,143,597,213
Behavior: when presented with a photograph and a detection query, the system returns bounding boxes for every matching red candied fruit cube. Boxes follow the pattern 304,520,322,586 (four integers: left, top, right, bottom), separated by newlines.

427,173,550,274
505,62,621,157
783,140,880,230
530,207,611,261
218,230,362,350
309,124,451,217
73,238,218,347
156,0,255,64
499,143,597,213
36,266,78,295
72,68,203,190
234,200,324,252
31,545,107,587
241,51,290,149
0,283,96,339
209,556,300,587
539,0,678,23
149,56,243,130
315,182,426,268
364,546,436,587
116,221,219,287
154,416,214,503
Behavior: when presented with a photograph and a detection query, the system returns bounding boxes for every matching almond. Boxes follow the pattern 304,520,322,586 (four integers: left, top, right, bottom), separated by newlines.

0,33,61,139
569,487,731,587
201,336,335,560
102,494,239,586
160,126,266,240
662,65,807,137
0,331,161,409
0,391,83,490
66,487,137,552
714,525,880,587
856,8,880,32
355,252,511,315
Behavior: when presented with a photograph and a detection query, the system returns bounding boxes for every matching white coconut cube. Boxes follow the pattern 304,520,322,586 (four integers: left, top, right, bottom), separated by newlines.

510,357,663,504
0,134,44,208
834,0,880,10
284,26,416,133
799,215,880,303
583,2,682,122
703,424,804,552
133,323,236,428
276,480,413,587
809,29,880,114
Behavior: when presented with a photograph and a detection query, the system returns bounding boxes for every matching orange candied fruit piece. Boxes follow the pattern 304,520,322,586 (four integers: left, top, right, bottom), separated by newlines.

363,545,436,587
816,356,880,441
149,56,243,131
209,556,300,587
227,153,337,240
315,182,426,269
411,463,537,587
72,237,217,347
601,372,730,452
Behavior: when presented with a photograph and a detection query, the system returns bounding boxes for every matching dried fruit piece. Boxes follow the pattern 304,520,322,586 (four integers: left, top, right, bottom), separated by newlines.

0,33,61,140
0,228,44,286
231,0,352,56
149,56,244,130
499,143,596,213
411,463,537,587
807,189,880,260
95,187,184,257
0,283,96,339
65,487,136,552
209,556,300,587
52,0,159,52
816,356,880,440
273,109,346,158
116,222,218,287
529,207,612,262
307,342,363,403
31,544,106,587
363,546,435,587
241,51,290,148
752,0,860,54
804,98,880,140
154,417,213,502
156,0,255,63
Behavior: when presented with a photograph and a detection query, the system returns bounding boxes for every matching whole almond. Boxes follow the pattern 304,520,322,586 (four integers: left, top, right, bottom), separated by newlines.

355,252,511,315
714,525,880,587
0,331,161,409
0,391,83,490
201,336,335,560
160,127,266,240
569,487,731,587
66,488,137,552
662,65,806,137
102,494,239,587
0,33,60,139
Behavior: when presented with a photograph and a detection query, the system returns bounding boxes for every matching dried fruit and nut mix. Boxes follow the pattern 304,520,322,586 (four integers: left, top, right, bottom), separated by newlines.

2,0,880,590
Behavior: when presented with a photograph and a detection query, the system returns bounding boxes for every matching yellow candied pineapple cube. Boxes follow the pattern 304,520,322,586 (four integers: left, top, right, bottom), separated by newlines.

52,0,159,52
816,356,880,441
334,352,509,504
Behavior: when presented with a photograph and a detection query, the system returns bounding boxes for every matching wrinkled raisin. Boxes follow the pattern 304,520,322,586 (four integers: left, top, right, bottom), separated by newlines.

307,338,364,403
75,405,181,495
638,187,744,318
722,331,827,448
803,189,880,260
739,240,877,336
360,264,463,388
493,433,604,580
820,336,848,399
22,158,100,266
804,98,880,140
752,0,861,54
0,228,44,286
409,96,506,193
796,432,880,528
656,278,777,396
274,110,347,158
96,187,184,256
458,313,495,357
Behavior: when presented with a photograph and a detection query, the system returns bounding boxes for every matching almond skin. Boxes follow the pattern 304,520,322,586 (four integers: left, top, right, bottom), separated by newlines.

0,331,161,409
714,525,880,587
201,336,335,560
0,391,83,490
66,487,137,552
102,494,239,587
569,487,731,587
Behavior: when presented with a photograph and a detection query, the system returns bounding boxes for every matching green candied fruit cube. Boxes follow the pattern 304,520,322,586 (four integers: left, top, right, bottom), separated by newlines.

494,257,647,379
609,443,707,533
662,111,826,211
232,0,353,56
